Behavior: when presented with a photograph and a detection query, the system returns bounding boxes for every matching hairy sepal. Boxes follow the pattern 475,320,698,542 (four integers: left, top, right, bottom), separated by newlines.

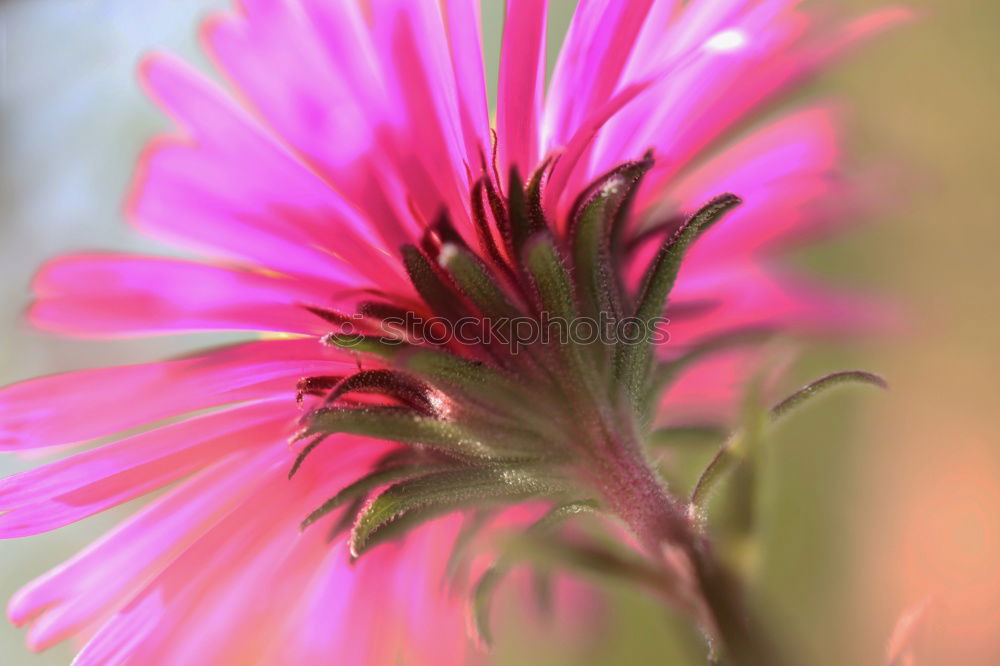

350,466,571,558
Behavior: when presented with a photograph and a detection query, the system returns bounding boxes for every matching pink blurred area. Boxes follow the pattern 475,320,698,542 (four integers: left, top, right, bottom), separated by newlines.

0,1,998,665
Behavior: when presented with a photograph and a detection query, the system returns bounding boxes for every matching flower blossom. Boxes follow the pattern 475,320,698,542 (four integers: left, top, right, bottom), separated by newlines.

0,1,908,664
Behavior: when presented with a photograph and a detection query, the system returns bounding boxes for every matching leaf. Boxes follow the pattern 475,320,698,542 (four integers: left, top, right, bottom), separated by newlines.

770,370,888,422
350,466,568,558
689,369,888,509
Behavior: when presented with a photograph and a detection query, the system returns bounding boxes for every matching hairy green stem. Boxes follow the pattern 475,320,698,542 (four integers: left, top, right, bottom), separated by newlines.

599,444,791,666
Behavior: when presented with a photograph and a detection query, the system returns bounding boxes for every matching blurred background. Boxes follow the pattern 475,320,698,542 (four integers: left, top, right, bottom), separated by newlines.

1,0,998,664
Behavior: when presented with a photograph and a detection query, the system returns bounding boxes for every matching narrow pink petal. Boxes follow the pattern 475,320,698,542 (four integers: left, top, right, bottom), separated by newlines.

0,402,291,537
543,0,655,149
201,0,379,170
66,444,426,665
0,338,348,450
443,0,491,166
10,441,387,651
542,78,657,220
63,459,296,664
131,54,406,292
665,266,890,345
204,1,476,245
662,107,841,266
496,0,547,176
656,350,769,425
368,0,474,225
29,254,334,337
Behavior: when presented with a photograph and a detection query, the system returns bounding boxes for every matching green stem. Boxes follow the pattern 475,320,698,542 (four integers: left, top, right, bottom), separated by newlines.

598,444,792,666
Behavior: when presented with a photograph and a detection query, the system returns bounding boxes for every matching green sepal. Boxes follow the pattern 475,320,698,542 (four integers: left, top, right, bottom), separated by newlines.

321,369,434,414
523,232,578,323
471,500,598,647
321,333,407,359
569,157,653,320
396,349,527,413
647,425,728,448
506,167,546,256
295,406,502,473
300,463,453,530
351,465,569,558
522,233,605,398
615,194,742,400
401,244,468,322
439,243,524,320
524,157,552,233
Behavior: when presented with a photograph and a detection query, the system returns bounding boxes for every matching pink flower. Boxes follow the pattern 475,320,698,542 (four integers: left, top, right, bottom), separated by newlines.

1,1,909,664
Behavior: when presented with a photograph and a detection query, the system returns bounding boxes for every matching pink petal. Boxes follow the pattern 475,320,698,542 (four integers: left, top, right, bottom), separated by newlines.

496,0,547,176
203,1,477,246
0,338,348,450
442,0,491,170
131,54,407,292
64,445,466,665
9,440,389,651
662,107,842,267
664,266,890,345
543,0,655,149
0,403,292,538
29,254,334,337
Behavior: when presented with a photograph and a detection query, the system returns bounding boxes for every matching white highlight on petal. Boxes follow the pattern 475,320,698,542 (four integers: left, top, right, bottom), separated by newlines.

703,29,748,53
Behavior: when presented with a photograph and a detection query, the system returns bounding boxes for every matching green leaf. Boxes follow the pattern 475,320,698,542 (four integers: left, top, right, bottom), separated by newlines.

351,466,568,558
770,370,888,422
689,369,888,510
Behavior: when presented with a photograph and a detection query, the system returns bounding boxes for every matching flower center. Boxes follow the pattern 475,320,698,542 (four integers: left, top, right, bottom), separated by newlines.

292,155,741,560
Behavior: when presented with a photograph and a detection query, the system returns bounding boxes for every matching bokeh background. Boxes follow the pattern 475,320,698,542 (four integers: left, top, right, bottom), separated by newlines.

1,1,998,664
